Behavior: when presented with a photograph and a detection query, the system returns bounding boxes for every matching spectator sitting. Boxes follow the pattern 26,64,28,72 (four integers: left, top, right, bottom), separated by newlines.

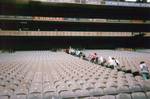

107,56,113,68
75,50,81,57
64,49,69,54
140,61,150,80
89,53,98,63
79,52,84,58
112,57,120,70
108,57,120,70
98,56,106,66
69,47,75,55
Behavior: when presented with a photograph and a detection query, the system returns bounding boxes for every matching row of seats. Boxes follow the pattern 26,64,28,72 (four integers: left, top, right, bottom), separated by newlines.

0,51,150,99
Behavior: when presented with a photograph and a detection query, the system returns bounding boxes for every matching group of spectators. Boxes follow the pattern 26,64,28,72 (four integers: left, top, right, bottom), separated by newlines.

65,47,150,80
87,53,120,70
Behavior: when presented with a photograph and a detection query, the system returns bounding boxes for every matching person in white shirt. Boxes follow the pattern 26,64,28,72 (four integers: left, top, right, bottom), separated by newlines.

140,61,149,80
69,47,75,55
107,56,113,68
98,56,106,66
75,50,81,57
108,57,120,70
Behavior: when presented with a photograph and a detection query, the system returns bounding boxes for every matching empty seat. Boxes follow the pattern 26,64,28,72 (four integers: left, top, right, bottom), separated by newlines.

126,76,143,92
131,92,147,99
43,85,56,93
0,81,8,87
7,84,18,92
146,92,150,99
135,76,144,83
59,90,76,98
83,83,95,90
69,83,82,92
103,87,118,95
100,95,116,99
90,88,104,96
10,94,27,99
43,94,59,99
43,90,57,99
0,96,9,99
106,81,117,88
95,82,106,89
142,80,150,91
28,93,42,99
117,85,130,93
131,66,139,75
88,79,97,85
76,79,86,85
81,97,100,99
74,89,92,97
116,93,131,99
29,83,42,99
29,83,42,94
15,87,28,95
0,88,12,97
129,84,143,92
57,84,69,93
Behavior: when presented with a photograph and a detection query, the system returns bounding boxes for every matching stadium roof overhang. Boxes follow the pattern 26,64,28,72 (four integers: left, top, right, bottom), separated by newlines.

1,1,150,20
1,20,150,32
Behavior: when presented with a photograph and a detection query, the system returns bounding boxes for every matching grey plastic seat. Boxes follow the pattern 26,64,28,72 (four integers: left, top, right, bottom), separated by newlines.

142,80,150,91
82,97,100,99
29,83,42,99
106,81,117,88
15,87,28,95
76,79,86,86
103,87,118,95
0,96,9,99
0,88,12,97
70,83,82,92
100,95,116,99
29,83,42,94
0,81,8,87
7,83,18,92
117,85,130,93
135,76,144,83
10,94,27,99
43,94,59,99
59,90,76,98
43,86,57,99
116,93,131,99
95,82,106,89
28,93,42,99
43,86,56,94
87,79,97,85
129,83,143,92
131,92,147,99
83,83,95,90
146,92,150,99
131,66,139,74
90,88,104,96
